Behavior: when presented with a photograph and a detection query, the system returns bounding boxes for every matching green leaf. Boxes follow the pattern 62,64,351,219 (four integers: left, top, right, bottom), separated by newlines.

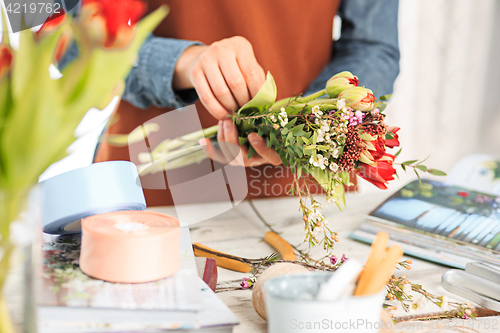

279,150,288,166
401,164,406,172
269,129,277,146
297,146,303,158
257,126,265,136
238,72,277,115
301,136,310,145
282,127,289,135
304,145,317,150
286,132,293,145
414,169,422,185
416,165,427,172
247,145,256,159
401,159,418,165
385,132,395,140
292,124,305,132
395,148,402,157
284,117,297,130
428,168,447,176
379,94,392,101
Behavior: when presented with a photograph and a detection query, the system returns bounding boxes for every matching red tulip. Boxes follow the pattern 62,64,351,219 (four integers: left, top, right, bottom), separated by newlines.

79,0,146,49
356,153,396,190
54,32,71,63
359,133,385,165
0,45,13,80
385,126,400,148
326,71,359,98
36,11,66,39
338,87,375,111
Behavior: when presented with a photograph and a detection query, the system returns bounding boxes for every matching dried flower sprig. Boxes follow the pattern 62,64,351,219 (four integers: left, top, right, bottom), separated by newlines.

385,262,476,321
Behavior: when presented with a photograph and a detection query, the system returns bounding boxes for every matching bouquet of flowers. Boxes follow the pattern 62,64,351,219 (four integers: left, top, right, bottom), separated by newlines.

136,71,445,253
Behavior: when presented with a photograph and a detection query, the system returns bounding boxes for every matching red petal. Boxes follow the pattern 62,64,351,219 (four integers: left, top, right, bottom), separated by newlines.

348,77,359,86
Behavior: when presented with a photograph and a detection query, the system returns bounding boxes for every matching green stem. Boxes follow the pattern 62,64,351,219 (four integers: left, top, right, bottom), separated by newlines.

0,294,15,333
271,89,327,109
296,89,327,103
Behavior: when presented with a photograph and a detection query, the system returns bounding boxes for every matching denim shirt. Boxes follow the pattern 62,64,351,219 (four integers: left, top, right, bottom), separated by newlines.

61,0,399,110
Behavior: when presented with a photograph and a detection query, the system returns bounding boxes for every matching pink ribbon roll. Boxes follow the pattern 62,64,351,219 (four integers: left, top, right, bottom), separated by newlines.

80,211,181,283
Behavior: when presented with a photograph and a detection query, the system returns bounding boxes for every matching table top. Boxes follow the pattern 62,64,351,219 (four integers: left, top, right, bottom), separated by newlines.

152,179,500,333
5,177,500,332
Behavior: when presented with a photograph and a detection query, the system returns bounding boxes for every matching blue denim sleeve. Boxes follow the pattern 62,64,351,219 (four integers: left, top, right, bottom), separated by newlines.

122,35,203,109
305,0,400,97
57,35,203,110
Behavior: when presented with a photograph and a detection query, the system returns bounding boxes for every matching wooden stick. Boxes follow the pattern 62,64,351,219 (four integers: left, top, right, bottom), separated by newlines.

360,244,404,296
354,232,390,295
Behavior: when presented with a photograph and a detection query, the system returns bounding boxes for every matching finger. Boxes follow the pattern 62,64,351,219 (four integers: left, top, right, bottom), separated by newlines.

237,52,266,97
222,120,269,167
248,133,282,166
191,66,229,120
201,59,239,113
219,56,251,107
219,120,244,166
199,138,227,164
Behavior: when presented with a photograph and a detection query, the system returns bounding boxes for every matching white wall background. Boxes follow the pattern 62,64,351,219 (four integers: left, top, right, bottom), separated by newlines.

38,0,500,186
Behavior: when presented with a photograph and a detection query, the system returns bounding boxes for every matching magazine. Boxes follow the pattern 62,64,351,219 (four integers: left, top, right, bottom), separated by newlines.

350,154,500,269
37,223,239,332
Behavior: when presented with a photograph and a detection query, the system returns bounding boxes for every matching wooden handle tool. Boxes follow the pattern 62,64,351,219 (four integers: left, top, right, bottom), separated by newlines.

193,243,252,273
264,231,297,261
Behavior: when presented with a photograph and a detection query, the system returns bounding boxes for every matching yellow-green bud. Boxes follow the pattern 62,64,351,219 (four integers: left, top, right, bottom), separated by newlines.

325,71,359,98
338,86,375,111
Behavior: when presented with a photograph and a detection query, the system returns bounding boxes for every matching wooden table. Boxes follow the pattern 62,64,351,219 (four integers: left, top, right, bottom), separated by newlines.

152,181,500,333
5,178,500,332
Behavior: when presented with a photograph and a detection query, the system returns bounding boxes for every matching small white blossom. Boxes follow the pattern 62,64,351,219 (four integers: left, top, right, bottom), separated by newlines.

320,120,330,133
439,296,449,310
270,115,276,122
402,283,412,295
329,162,339,172
410,296,427,312
313,225,325,238
337,99,346,109
309,154,328,170
312,105,323,117
317,129,325,143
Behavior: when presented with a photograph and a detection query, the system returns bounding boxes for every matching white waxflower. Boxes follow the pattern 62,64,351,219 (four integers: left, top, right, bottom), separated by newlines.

279,108,287,118
311,202,322,210
329,147,339,159
308,210,321,222
278,115,288,127
270,115,276,122
410,296,427,312
320,120,330,133
312,105,323,117
313,225,325,238
439,296,449,310
316,129,325,143
309,154,327,170
337,98,346,109
329,162,339,172
402,283,412,295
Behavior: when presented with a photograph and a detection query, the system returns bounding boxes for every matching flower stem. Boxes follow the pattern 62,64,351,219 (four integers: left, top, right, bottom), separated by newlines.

0,294,15,333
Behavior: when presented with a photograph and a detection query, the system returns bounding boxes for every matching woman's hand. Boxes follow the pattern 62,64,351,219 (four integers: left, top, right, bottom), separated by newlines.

199,119,282,167
174,36,281,167
173,36,266,120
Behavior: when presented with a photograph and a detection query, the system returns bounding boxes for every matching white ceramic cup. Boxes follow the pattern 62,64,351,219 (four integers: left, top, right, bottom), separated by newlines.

265,272,385,333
